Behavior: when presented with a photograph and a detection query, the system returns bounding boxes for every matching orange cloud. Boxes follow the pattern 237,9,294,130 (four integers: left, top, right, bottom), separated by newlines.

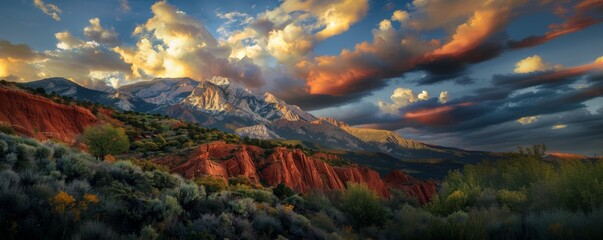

509,0,603,49
404,102,474,126
431,9,505,56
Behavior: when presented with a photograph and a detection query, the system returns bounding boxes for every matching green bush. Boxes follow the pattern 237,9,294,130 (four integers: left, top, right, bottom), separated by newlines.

82,124,130,160
340,183,386,227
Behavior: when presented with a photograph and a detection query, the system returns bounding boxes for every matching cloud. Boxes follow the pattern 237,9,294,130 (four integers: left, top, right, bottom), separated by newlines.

281,0,369,40
596,56,603,64
514,55,560,73
378,88,434,114
552,124,567,129
391,10,409,23
33,0,61,21
113,1,264,88
0,40,43,81
495,61,602,89
266,24,314,63
438,91,448,103
417,90,429,100
55,31,102,50
84,18,119,46
517,116,538,125
508,0,603,49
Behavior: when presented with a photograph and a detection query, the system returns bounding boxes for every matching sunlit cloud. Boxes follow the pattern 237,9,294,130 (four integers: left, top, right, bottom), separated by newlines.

438,91,449,104
552,124,568,129
391,10,409,23
378,88,437,114
514,55,561,74
33,0,61,21
517,116,539,125
112,1,263,87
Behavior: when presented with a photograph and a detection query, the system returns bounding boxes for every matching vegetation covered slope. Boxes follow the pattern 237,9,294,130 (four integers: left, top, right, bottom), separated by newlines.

1,133,602,239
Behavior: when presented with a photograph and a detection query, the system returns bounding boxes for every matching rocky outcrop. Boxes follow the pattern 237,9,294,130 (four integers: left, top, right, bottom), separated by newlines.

235,124,282,139
156,141,437,204
0,87,98,144
384,170,437,205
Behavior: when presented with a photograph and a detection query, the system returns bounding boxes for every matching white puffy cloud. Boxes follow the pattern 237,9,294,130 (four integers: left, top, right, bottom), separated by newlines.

378,88,429,114
392,10,409,22
417,90,429,100
219,0,369,67
517,116,538,125
33,0,61,21
513,55,562,73
438,91,448,103
379,20,393,31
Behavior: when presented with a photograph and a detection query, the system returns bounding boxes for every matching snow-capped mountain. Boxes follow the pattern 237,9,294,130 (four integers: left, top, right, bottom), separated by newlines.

22,77,496,161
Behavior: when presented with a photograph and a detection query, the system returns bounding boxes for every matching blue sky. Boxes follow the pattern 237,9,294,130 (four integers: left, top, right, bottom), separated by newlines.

0,0,602,154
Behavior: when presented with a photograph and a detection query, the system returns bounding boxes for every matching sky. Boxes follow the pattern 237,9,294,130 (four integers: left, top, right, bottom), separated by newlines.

0,0,602,155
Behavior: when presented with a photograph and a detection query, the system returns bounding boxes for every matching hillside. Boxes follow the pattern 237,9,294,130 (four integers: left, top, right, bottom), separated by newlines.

0,83,99,144
0,81,437,203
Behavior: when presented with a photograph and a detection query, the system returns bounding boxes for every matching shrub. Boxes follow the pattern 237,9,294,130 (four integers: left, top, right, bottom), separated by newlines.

253,212,282,235
73,221,121,240
273,183,294,200
178,182,205,207
0,139,8,153
35,145,53,160
195,176,228,194
140,225,159,240
340,183,386,227
82,124,130,160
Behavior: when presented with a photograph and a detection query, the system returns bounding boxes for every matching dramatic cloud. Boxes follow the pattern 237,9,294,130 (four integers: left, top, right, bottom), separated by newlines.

552,124,568,129
508,0,603,49
517,116,539,125
113,1,263,87
514,55,558,73
84,18,119,46
0,40,43,81
280,0,369,40
33,0,61,21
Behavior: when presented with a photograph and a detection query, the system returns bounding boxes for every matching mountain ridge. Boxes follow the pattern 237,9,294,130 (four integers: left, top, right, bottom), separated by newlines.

21,77,498,164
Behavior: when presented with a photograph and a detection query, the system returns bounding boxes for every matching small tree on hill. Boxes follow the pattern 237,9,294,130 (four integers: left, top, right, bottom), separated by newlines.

273,183,294,199
82,124,130,160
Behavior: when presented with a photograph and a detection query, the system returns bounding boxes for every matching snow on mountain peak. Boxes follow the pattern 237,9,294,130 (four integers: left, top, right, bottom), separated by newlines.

206,76,231,87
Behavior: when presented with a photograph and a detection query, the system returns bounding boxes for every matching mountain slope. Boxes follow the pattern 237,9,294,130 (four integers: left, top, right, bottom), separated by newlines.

0,83,99,144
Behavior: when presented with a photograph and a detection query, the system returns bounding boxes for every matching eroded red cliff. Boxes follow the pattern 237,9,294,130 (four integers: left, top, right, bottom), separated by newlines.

0,87,99,144
156,141,437,204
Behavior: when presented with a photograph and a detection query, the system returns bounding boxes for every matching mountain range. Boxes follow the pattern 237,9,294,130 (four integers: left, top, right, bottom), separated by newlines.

22,77,499,168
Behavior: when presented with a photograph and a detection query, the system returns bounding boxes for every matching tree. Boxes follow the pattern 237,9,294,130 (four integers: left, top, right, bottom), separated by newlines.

82,124,130,160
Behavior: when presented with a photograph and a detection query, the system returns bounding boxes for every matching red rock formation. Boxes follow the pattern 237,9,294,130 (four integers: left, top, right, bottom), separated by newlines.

156,141,438,204
0,87,98,144
384,170,437,205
